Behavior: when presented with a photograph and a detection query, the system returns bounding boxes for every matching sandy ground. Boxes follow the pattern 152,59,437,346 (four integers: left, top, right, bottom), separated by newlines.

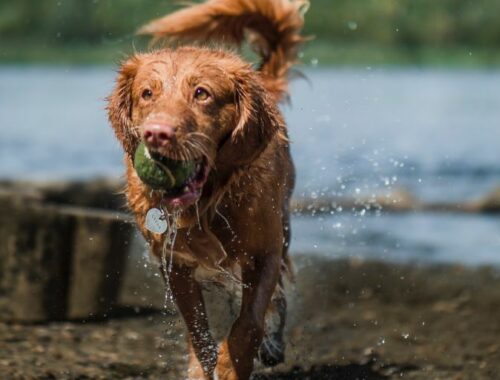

1,254,500,380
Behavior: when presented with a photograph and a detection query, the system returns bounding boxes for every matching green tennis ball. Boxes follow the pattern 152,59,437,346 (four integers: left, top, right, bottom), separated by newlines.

133,142,196,190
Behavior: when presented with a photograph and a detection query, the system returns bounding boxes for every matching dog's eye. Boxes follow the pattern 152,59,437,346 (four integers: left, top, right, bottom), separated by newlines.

194,87,210,101
142,89,153,100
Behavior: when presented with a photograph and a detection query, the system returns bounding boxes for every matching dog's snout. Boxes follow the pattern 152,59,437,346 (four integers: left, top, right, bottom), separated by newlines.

143,123,176,148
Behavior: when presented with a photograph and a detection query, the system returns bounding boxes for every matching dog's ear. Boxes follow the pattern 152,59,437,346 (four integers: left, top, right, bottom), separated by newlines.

107,57,140,157
217,73,283,172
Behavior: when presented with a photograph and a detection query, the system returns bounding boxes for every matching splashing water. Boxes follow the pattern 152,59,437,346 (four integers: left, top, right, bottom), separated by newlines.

194,200,202,230
159,206,182,307
215,208,233,234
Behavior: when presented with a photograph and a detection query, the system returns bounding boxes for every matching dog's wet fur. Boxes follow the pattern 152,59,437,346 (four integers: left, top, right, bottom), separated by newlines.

108,1,308,379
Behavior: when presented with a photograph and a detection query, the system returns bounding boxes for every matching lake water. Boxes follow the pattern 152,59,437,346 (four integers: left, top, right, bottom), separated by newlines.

1,66,499,265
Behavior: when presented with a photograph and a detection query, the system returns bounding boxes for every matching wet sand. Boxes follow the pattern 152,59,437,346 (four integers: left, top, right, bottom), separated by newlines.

1,255,500,379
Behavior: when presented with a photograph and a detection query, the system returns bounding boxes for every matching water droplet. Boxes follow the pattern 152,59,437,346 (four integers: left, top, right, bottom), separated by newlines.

347,21,358,30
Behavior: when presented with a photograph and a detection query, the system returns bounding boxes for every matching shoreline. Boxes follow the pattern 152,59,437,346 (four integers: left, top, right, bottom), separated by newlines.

1,41,500,67
1,179,498,215
1,255,499,379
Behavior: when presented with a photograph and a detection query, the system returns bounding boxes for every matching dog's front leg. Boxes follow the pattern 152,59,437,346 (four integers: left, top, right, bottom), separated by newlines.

169,264,217,380
216,254,280,380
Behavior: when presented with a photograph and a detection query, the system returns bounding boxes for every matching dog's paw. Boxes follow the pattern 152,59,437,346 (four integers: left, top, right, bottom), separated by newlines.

258,332,285,367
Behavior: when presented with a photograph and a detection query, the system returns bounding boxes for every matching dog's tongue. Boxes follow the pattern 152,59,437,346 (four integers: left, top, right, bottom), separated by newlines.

163,183,201,208
161,159,210,208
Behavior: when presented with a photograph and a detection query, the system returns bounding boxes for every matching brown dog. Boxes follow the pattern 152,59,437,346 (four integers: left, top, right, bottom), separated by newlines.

107,1,308,379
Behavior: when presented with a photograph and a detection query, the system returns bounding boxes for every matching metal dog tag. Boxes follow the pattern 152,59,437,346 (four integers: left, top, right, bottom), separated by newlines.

145,208,168,234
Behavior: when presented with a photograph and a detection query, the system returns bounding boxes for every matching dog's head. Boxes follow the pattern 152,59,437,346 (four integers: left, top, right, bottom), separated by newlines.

108,47,281,208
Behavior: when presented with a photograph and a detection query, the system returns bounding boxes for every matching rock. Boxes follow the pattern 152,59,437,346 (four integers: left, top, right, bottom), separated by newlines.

0,178,126,210
476,187,500,213
0,186,133,322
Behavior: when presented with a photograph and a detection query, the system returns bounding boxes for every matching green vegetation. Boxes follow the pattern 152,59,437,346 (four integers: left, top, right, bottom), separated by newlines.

1,0,499,66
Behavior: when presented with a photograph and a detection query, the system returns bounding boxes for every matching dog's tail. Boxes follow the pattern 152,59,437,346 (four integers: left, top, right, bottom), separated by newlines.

139,0,309,100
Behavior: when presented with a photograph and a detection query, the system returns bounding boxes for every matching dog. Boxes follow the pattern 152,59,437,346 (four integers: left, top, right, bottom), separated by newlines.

107,1,308,378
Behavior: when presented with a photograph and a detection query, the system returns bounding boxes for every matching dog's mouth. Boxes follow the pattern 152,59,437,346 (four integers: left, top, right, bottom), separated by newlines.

149,151,211,208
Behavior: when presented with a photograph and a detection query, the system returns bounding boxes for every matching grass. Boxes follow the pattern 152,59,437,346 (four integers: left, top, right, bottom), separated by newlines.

0,39,137,65
301,41,500,68
1,38,500,67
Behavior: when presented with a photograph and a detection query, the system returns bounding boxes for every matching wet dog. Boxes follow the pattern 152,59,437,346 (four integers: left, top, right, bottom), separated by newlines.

107,1,308,378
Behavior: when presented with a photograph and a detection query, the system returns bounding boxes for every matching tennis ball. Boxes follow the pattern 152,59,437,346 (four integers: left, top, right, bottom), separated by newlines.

133,142,196,190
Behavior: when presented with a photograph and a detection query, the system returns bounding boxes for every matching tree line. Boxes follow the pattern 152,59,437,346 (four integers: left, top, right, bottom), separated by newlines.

0,0,498,49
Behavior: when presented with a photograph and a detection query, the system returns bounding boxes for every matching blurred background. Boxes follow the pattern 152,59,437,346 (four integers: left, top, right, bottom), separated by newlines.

1,1,499,379
2,0,500,65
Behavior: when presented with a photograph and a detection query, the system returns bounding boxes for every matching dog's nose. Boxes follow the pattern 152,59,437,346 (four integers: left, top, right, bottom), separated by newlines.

143,123,176,148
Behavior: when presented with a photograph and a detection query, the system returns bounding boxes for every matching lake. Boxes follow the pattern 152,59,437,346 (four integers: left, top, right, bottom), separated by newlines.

1,66,499,265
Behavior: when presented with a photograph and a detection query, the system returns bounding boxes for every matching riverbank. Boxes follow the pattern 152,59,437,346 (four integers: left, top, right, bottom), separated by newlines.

1,255,499,379
1,179,499,215
3,0,500,68
2,40,500,67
